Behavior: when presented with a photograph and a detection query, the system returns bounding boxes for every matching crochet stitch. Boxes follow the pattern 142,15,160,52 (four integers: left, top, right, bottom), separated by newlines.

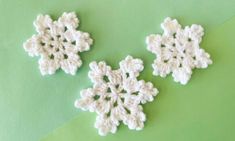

23,12,93,75
146,17,212,85
75,55,158,136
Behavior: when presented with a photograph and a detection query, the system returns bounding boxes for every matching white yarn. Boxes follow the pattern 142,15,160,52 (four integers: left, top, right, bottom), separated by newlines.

146,17,212,85
74,55,158,136
23,12,93,75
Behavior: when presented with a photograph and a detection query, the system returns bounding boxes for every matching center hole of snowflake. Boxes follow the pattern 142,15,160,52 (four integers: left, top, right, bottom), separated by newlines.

115,84,119,89
71,41,76,45
64,54,68,59
124,107,131,114
113,101,118,107
106,111,111,117
103,75,109,82
121,98,125,103
115,85,128,94
105,97,111,101
93,95,100,100
132,92,138,95
63,38,67,43
49,54,54,60
64,26,68,32
173,33,176,38
121,89,127,93
40,42,46,46
49,44,53,48
57,35,61,39
188,38,192,42
107,87,111,93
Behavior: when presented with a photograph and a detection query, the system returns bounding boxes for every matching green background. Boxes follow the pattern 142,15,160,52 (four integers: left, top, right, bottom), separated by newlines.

0,0,235,141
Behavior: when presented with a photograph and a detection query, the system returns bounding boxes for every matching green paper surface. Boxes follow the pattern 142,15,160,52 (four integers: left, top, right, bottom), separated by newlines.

0,0,235,141
42,15,235,141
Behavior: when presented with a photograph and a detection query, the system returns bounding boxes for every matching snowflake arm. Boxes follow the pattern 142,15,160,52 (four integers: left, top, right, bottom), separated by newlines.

138,80,158,104
34,14,53,34
88,61,112,85
161,17,181,36
119,55,144,77
23,12,93,75
58,12,79,30
95,114,119,136
146,17,212,85
75,55,159,136
23,35,42,57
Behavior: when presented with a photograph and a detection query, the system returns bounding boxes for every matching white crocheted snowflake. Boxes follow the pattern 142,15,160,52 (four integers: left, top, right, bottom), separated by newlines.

74,55,158,136
146,17,212,85
23,12,93,75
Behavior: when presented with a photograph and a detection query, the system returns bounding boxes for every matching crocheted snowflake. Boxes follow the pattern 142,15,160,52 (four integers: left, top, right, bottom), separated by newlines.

23,12,93,75
74,55,158,136
146,17,212,85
